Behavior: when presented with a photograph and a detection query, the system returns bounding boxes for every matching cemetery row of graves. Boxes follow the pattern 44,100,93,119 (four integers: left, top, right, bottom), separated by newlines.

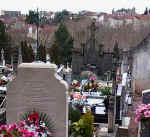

0,62,149,137
67,70,133,137
0,65,15,125
65,66,150,137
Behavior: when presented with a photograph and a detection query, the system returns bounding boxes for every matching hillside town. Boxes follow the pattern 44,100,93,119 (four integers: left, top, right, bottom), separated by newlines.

0,5,150,137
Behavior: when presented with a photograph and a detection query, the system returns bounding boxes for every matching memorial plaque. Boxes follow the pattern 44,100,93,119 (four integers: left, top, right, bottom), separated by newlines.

6,63,68,137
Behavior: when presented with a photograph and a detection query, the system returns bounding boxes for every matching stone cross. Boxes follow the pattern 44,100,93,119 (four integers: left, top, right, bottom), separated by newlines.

107,42,122,133
108,69,117,133
90,20,97,39
18,47,22,65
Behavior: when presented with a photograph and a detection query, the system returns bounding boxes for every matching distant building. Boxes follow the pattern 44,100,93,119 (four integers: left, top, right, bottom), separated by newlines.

39,11,48,17
0,10,21,17
81,11,98,19
112,7,136,15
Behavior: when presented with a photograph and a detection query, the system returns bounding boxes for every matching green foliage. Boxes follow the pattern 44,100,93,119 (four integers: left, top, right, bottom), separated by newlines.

0,20,6,41
55,23,70,44
25,10,39,25
53,9,70,24
37,43,46,62
28,44,35,61
49,23,73,65
49,41,61,65
69,104,81,123
39,112,55,132
21,40,34,62
20,109,55,133
0,20,11,63
80,109,94,137
100,87,111,96
84,84,91,90
70,109,94,137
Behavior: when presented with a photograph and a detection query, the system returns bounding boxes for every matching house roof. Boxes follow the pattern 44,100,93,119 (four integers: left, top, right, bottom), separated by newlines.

97,13,150,21
47,12,54,16
83,11,97,16
135,14,150,20
40,25,57,33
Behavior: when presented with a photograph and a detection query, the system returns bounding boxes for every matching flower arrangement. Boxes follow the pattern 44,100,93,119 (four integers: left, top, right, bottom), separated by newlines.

71,80,81,91
84,83,92,91
89,76,96,82
89,76,96,81
100,88,110,96
0,112,54,137
96,83,111,96
135,104,150,128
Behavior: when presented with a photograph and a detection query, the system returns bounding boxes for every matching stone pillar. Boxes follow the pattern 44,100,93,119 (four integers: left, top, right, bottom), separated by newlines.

6,63,68,137
72,52,82,74
1,48,5,66
18,47,22,65
121,53,128,74
108,95,116,133
108,70,116,133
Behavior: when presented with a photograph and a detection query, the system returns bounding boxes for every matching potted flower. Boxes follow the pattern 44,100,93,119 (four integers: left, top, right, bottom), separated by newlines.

0,111,54,137
135,104,150,137
135,104,150,126
89,76,96,83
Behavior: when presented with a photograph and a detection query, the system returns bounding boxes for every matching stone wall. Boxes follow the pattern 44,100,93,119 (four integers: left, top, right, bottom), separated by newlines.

132,36,150,93
6,63,68,137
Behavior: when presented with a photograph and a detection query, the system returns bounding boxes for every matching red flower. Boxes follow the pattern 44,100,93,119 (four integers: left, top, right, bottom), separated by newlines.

28,113,39,123
36,129,40,132
41,130,45,133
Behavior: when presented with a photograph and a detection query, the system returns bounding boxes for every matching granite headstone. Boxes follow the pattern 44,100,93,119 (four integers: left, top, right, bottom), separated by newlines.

6,62,68,137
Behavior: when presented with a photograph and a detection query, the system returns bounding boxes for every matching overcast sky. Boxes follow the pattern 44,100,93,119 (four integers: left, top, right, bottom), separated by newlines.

0,0,150,14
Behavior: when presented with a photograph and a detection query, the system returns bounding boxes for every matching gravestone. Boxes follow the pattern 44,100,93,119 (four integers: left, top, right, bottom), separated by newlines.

6,62,68,137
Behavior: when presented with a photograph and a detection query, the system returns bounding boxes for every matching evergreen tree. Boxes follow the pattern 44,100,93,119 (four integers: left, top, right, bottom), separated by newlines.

53,9,70,24
21,40,27,62
25,10,40,25
49,23,73,66
0,20,6,41
37,43,46,62
0,20,11,63
28,44,35,62
21,40,34,62
55,23,70,45
49,41,61,65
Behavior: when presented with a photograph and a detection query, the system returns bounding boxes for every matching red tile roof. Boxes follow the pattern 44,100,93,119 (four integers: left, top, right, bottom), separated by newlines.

135,14,150,20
